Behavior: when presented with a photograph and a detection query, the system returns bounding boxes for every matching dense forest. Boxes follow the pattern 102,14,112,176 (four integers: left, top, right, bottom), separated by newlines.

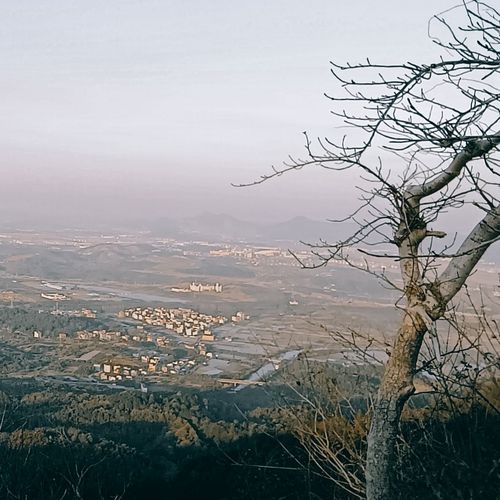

0,376,497,500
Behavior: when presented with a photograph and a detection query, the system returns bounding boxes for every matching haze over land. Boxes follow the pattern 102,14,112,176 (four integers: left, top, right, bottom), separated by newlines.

1,0,461,227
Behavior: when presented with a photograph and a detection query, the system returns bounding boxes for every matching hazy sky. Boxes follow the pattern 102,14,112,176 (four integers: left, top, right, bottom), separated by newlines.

0,0,459,227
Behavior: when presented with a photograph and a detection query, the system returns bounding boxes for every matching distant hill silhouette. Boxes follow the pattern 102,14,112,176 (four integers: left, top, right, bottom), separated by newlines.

150,212,357,245
148,213,500,264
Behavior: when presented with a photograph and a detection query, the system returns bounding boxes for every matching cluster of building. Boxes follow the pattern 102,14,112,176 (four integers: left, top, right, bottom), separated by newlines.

120,307,226,337
189,282,223,292
31,329,108,341
171,282,223,293
96,342,214,382
231,311,249,322
51,308,97,318
209,246,287,259
97,359,147,381
76,329,144,342
35,327,170,350
41,292,69,301
208,245,306,266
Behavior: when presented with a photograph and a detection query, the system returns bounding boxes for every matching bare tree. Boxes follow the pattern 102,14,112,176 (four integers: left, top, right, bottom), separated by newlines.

237,1,500,497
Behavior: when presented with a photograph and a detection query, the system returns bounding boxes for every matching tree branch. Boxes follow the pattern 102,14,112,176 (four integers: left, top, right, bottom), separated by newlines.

437,203,500,304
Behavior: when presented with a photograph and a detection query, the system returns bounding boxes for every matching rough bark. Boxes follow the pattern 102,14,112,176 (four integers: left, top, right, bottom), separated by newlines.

365,301,428,499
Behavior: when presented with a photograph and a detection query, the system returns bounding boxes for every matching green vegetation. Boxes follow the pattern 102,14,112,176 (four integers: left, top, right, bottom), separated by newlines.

0,379,497,499
0,306,102,337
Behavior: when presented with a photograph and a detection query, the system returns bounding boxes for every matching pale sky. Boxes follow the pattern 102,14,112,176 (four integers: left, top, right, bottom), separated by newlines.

0,0,460,227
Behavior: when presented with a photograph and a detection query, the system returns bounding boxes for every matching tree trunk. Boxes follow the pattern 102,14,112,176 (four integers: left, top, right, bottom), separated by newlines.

365,307,427,499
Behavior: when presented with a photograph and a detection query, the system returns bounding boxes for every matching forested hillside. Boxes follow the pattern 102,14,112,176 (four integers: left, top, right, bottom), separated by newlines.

0,380,497,499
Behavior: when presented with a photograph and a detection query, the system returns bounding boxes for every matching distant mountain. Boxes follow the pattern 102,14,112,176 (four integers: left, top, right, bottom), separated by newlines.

150,212,356,245
181,213,261,240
